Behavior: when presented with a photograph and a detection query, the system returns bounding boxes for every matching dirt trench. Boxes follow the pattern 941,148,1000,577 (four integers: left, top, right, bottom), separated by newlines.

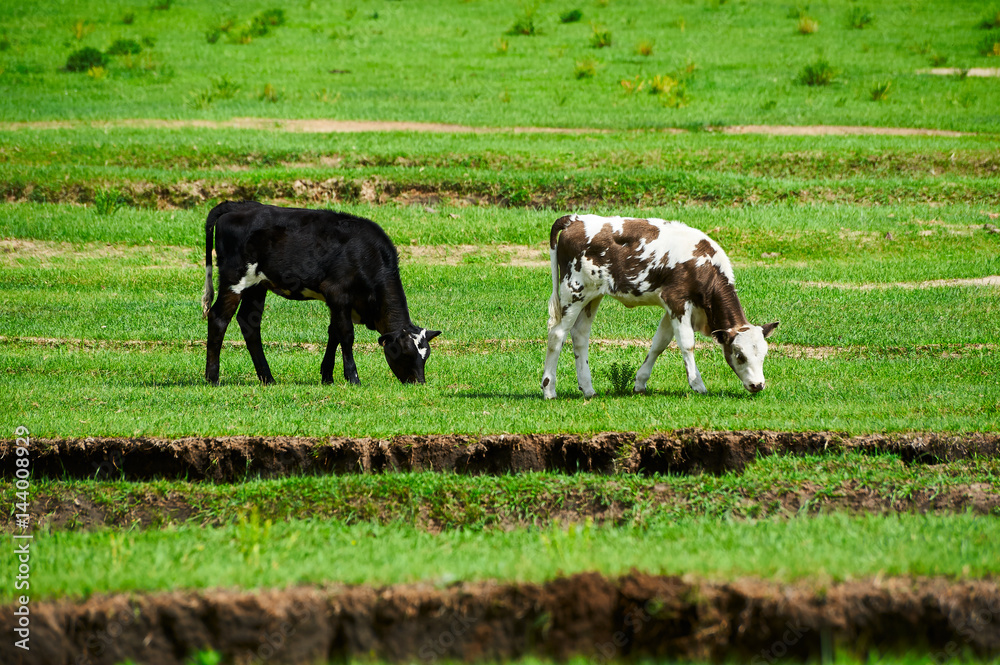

2,573,997,665
2,430,998,483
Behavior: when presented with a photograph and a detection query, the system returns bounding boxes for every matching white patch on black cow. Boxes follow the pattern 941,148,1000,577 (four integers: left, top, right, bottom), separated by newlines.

412,328,429,359
230,262,269,294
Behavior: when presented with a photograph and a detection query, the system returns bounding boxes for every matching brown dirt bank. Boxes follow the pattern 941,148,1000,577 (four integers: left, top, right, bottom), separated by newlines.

2,430,998,482
2,573,997,665
8,174,1000,210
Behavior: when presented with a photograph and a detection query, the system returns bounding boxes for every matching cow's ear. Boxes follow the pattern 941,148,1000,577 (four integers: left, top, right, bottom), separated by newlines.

378,334,391,347
761,321,779,338
711,329,732,346
425,329,442,341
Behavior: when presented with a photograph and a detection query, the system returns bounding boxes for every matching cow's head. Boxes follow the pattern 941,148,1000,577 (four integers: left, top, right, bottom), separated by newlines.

712,321,779,393
378,327,442,384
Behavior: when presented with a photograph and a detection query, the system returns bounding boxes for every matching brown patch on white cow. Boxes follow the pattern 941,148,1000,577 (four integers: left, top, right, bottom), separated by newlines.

581,220,661,295
692,238,716,258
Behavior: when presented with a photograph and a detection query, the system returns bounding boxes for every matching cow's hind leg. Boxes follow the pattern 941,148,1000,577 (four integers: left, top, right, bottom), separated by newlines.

206,290,241,385
542,300,587,399
235,286,274,385
570,297,602,398
634,311,675,394
672,307,707,394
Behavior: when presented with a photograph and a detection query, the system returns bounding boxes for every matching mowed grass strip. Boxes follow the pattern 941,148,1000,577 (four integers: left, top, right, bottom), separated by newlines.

4,129,1000,207
4,128,999,177
16,453,1000,532
2,342,996,436
2,512,995,600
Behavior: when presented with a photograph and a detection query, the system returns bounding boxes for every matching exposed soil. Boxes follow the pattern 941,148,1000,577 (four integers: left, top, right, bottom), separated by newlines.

2,572,997,665
3,430,998,483
801,276,1000,290
717,124,969,137
2,118,973,136
919,67,1000,77
18,478,999,533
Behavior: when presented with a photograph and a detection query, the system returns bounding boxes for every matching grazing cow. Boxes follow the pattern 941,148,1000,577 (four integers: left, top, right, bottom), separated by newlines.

542,214,778,399
202,201,440,385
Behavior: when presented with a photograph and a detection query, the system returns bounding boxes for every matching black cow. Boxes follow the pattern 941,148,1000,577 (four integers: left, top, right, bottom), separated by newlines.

201,201,440,385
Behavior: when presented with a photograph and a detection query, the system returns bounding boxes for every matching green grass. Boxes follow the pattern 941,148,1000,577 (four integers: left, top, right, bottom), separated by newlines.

2,341,997,436
2,1,1000,130
1,200,997,436
22,453,1000,531
4,512,995,600
3,128,1000,208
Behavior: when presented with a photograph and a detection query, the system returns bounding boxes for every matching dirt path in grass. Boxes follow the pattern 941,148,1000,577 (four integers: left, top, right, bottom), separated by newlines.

3,430,998,483
1,573,997,665
1,118,974,136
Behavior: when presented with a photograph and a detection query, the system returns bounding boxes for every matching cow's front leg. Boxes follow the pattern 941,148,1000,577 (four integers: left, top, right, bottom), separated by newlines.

570,297,601,398
634,312,675,394
320,317,340,385
236,286,274,385
206,291,241,385
328,308,360,385
672,311,706,394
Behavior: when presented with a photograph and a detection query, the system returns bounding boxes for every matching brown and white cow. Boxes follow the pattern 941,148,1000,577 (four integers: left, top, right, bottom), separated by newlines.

542,214,778,399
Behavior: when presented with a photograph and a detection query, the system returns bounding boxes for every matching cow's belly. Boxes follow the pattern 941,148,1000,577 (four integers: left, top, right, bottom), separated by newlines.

610,291,664,309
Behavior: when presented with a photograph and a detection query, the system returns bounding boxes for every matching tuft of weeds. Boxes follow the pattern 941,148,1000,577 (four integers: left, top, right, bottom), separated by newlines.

150,0,171,10
797,58,836,86
211,75,240,100
495,37,509,54
106,39,142,56
93,188,123,216
574,58,597,79
65,47,107,72
846,6,874,29
797,16,819,34
979,31,1000,56
122,12,135,25
507,3,538,36
605,361,635,396
560,9,583,24
620,75,644,94
590,22,612,48
977,8,1000,29
86,66,106,79
257,8,285,27
635,40,654,56
929,53,949,67
258,83,280,103
72,19,94,41
869,80,891,102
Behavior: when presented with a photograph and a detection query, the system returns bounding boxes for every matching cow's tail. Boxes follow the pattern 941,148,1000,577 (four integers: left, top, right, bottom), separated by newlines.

202,201,235,318
547,215,574,327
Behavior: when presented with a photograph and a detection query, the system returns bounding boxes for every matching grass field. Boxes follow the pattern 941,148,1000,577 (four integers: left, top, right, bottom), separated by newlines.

3,0,1000,130
1,2,999,664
